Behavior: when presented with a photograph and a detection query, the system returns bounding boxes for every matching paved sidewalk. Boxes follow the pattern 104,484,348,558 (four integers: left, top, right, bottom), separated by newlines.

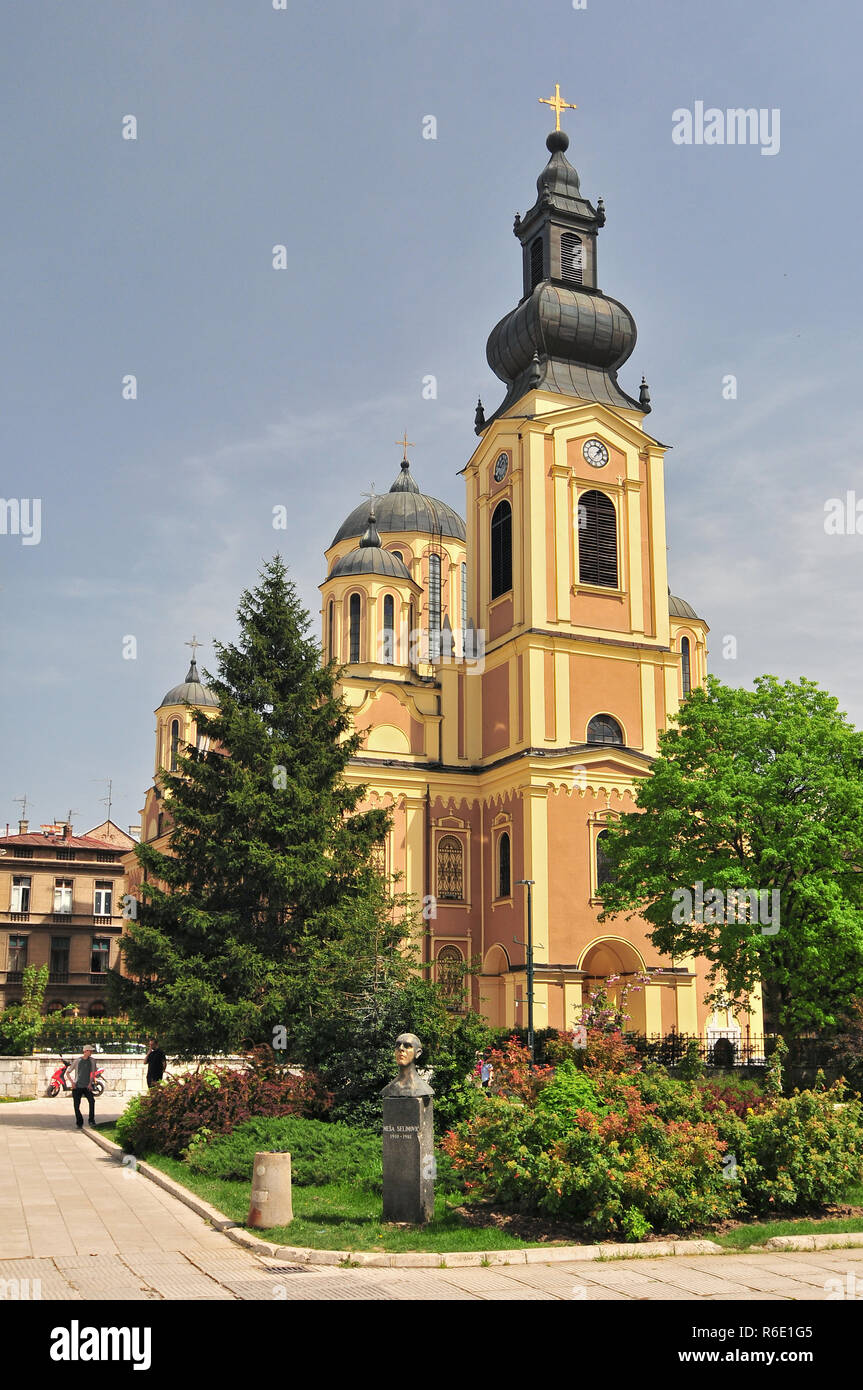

1,1098,861,1301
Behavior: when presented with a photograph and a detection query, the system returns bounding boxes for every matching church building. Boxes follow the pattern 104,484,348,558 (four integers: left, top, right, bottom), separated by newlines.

319,95,763,1040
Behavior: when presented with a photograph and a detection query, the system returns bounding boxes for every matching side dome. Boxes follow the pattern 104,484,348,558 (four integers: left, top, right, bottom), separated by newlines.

159,658,219,709
329,512,414,581
331,459,466,546
668,593,701,621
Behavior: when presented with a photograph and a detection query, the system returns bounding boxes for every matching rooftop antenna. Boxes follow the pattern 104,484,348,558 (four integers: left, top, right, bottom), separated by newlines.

93,777,114,824
13,793,28,820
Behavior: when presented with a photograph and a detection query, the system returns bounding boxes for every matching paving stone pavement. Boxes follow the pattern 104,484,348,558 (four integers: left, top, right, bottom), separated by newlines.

2,1098,863,1301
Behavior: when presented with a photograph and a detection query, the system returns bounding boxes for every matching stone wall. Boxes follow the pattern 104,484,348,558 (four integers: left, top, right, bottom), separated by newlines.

0,1054,248,1100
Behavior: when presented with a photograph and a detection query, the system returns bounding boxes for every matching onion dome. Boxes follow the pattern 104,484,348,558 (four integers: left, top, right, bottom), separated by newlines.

668,592,702,621
159,658,219,709
329,511,414,581
481,129,642,429
331,457,466,545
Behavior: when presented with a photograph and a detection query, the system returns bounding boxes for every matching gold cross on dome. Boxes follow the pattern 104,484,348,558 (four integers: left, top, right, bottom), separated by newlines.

396,432,414,460
185,635,202,655
539,83,577,132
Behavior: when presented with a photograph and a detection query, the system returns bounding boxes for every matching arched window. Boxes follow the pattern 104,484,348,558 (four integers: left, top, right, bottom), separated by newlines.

428,555,441,661
370,839,386,877
498,831,511,898
461,561,468,634
349,593,361,663
529,236,543,290
578,490,618,587
681,636,691,696
587,714,623,745
491,500,512,599
327,599,335,662
382,594,395,664
561,232,583,284
595,829,613,888
437,945,465,1010
89,1001,107,1018
392,550,403,562
169,719,180,772
437,835,464,900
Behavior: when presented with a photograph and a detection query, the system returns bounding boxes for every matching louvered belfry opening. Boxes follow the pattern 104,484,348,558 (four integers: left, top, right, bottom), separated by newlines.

529,236,544,290
560,232,583,284
491,500,513,599
578,490,618,587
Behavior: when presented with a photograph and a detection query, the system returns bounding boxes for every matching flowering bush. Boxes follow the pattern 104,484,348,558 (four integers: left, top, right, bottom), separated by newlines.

115,1047,332,1157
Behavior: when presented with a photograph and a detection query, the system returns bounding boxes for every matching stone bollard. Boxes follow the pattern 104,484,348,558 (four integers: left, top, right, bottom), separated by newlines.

247,1151,293,1228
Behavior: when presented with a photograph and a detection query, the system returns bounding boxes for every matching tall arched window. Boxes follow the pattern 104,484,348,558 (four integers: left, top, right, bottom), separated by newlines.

587,714,623,745
595,829,613,888
169,719,180,772
529,236,543,289
382,594,395,664
491,500,512,599
437,835,464,901
428,554,441,661
578,490,618,587
349,593,361,663
437,944,465,1011
498,831,511,898
327,599,335,662
561,232,583,284
460,561,468,634
681,636,691,696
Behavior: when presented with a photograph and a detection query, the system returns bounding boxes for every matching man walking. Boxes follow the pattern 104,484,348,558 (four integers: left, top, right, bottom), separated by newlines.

145,1039,167,1090
71,1045,98,1128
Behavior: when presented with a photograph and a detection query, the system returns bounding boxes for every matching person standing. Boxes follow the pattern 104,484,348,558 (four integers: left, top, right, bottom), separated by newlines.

71,1045,98,1128
145,1039,167,1089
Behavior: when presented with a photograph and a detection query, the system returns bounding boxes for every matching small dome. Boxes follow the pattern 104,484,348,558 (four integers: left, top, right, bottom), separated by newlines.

331,459,466,546
668,593,701,621
329,511,414,581
159,659,219,709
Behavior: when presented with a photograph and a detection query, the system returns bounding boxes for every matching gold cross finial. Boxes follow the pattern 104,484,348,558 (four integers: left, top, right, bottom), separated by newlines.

396,432,414,460
539,82,577,132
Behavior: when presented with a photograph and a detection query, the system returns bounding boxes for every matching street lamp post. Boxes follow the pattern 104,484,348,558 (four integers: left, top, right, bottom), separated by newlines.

515,878,535,1064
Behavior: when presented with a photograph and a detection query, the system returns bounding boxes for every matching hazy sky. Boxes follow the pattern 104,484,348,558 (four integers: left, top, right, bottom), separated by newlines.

2,0,861,836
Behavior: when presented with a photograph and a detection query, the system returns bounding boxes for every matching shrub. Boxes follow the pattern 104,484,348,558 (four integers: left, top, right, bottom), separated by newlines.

35,1016,145,1054
698,1075,771,1120
0,965,49,1056
115,1049,332,1158
735,1082,863,1214
572,1027,641,1075
185,1115,383,1192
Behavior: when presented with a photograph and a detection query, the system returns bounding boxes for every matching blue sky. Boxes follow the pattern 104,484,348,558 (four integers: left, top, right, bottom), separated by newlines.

1,0,861,835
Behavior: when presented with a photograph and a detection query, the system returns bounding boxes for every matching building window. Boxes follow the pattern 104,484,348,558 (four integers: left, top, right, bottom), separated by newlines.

529,236,543,289
498,831,511,898
460,561,468,634
93,882,113,916
370,839,387,877
382,594,395,664
12,846,33,858
561,232,583,284
90,938,110,974
578,490,618,587
437,835,465,901
392,550,403,562
8,935,28,974
437,945,466,1011
349,593,361,663
55,847,77,860
169,718,180,772
491,500,512,599
50,937,70,982
94,850,116,862
89,1001,107,1017
10,876,31,913
681,636,691,696
595,829,613,888
428,554,441,662
53,879,73,914
327,599,335,662
587,714,624,745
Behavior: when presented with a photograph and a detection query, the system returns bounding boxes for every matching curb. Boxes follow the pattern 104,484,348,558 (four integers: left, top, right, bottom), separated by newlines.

82,1129,863,1269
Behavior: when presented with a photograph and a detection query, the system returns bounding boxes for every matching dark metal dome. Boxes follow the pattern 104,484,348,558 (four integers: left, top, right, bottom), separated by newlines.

331,460,466,546
159,659,219,709
668,593,701,621
329,512,415,581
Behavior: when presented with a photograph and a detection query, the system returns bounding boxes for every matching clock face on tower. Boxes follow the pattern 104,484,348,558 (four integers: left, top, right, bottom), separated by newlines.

493,452,509,482
583,438,609,469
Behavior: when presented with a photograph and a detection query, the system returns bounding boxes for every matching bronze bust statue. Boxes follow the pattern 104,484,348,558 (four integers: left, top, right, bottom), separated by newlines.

381,1032,434,1098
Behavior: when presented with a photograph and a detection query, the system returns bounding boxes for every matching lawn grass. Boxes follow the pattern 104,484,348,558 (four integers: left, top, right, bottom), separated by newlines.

714,1185,863,1251
0,1096,36,1103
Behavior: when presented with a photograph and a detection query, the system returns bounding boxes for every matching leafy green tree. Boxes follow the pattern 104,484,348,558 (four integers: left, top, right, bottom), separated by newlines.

0,964,48,1055
109,557,390,1055
597,675,863,1035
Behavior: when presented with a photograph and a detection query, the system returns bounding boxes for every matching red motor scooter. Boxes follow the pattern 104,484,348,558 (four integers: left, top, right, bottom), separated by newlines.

48,1057,105,1097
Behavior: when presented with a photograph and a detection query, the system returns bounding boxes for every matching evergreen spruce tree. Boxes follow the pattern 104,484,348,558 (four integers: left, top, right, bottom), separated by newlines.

110,557,390,1055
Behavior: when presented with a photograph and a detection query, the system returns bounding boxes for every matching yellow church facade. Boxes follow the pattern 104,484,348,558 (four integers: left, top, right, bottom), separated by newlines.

319,109,763,1042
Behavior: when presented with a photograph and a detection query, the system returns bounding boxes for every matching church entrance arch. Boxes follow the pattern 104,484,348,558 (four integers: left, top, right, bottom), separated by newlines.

579,938,647,1035
479,943,510,1029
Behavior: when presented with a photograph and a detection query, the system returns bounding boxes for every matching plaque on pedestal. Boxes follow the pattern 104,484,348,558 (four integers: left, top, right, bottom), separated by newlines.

381,1033,434,1225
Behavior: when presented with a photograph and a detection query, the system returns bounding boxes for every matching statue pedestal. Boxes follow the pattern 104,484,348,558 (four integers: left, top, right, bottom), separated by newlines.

382,1094,434,1224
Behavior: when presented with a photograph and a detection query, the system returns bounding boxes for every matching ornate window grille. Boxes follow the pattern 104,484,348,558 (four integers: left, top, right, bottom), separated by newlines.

437,835,464,900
